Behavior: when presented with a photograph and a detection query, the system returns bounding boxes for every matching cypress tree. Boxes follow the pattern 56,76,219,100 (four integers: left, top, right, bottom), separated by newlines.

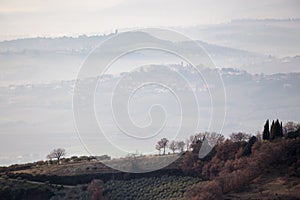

274,119,281,139
270,120,275,140
262,119,270,140
242,136,258,156
280,121,283,137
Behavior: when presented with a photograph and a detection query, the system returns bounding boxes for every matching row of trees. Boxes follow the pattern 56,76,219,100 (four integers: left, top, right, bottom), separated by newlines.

47,120,299,163
263,119,300,141
155,132,225,155
182,119,300,199
156,120,300,156
262,119,283,140
155,138,185,155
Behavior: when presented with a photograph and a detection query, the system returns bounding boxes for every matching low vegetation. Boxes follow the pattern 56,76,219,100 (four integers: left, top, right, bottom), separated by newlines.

103,175,202,200
0,178,54,200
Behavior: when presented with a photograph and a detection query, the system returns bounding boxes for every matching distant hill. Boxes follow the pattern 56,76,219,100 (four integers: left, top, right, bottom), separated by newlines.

177,18,300,57
1,31,299,87
0,65,300,165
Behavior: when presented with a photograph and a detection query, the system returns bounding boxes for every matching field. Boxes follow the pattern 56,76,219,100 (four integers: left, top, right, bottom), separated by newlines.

103,175,202,200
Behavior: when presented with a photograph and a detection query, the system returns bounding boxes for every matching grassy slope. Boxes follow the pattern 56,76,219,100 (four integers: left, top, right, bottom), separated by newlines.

225,165,300,200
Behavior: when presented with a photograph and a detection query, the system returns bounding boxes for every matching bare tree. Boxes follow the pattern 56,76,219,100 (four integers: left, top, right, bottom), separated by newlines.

155,143,162,155
189,132,224,152
190,134,200,144
125,152,140,171
46,154,53,161
185,138,191,151
205,132,225,145
176,141,185,153
283,121,300,134
169,141,177,153
255,131,262,141
189,134,200,150
229,132,251,142
47,148,66,163
156,138,169,155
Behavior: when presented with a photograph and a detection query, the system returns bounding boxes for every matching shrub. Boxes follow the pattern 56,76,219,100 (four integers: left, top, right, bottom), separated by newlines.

184,180,223,200
88,179,103,200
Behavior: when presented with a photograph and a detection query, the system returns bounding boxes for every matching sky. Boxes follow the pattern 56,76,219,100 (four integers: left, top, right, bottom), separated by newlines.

0,0,300,166
0,0,300,40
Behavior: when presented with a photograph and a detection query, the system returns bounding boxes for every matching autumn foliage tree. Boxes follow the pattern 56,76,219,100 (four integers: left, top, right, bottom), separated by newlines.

241,136,257,156
88,179,103,200
184,180,223,200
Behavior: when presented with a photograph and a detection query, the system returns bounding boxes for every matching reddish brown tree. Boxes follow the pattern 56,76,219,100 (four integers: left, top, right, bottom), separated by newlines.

184,180,223,200
88,179,103,200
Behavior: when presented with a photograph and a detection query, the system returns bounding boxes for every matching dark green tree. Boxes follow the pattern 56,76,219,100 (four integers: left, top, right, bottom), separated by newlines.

270,119,284,140
274,119,282,139
242,136,257,156
262,119,270,140
270,120,275,140
280,121,283,137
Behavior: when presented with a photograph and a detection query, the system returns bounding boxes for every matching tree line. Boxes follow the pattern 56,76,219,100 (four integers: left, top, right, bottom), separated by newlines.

181,119,300,199
155,120,300,156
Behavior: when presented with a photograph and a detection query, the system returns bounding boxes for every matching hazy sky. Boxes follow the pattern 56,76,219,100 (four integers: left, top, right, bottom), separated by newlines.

0,0,300,40
1,0,300,166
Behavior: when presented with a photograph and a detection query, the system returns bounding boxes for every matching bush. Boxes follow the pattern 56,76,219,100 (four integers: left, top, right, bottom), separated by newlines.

88,179,103,200
184,180,223,200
